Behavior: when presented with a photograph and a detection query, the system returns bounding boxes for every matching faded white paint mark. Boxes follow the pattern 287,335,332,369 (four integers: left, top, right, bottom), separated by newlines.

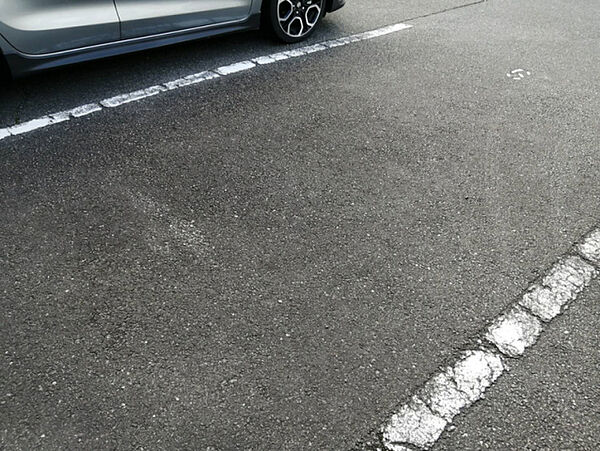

70,103,103,117
166,217,207,250
388,446,411,451
215,60,256,75
360,23,412,39
520,256,596,321
420,371,470,422
252,55,278,65
383,350,503,449
486,306,542,357
520,285,559,322
452,350,504,399
542,256,594,292
128,191,207,255
264,51,292,62
49,111,72,123
577,228,600,264
334,36,353,45
8,116,57,135
322,38,346,48
100,85,167,108
164,70,220,90
298,43,327,54
284,48,307,58
382,397,447,450
419,350,504,422
507,68,532,80
0,22,413,142
1,103,103,139
379,234,599,450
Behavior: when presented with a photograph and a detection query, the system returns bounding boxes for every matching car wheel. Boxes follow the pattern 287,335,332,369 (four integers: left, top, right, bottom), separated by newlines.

264,0,325,43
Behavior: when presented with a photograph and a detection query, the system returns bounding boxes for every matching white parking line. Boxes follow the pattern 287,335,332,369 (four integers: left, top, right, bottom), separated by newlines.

100,85,167,108
379,227,600,450
577,229,600,264
215,60,256,75
0,23,412,143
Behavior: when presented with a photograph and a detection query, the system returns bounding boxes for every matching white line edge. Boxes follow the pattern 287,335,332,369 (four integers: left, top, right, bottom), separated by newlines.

380,228,600,450
0,23,413,143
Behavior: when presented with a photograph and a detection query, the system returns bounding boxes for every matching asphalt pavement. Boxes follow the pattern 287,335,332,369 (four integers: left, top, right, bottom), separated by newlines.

435,281,600,450
1,0,599,450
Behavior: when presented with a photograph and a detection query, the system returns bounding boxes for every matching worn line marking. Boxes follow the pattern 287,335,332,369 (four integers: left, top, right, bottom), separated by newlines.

577,229,600,264
485,306,542,357
215,60,256,75
519,256,595,322
100,85,167,108
377,227,600,450
0,23,412,143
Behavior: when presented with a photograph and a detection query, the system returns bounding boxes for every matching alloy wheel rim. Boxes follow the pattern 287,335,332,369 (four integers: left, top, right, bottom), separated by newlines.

277,0,323,38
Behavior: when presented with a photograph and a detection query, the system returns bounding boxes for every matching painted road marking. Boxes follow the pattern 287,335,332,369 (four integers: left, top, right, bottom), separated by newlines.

519,256,595,322
577,229,600,264
215,60,256,76
486,306,542,357
70,103,103,117
163,70,220,90
383,350,504,450
100,85,167,108
506,68,531,80
377,227,600,450
0,23,412,143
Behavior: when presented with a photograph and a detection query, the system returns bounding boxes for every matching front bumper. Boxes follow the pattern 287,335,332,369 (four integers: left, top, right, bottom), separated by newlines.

327,0,346,13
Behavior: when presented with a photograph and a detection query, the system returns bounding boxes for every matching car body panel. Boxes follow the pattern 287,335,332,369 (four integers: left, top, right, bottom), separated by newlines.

0,0,120,55
115,0,254,39
2,14,261,77
0,0,345,78
327,0,346,12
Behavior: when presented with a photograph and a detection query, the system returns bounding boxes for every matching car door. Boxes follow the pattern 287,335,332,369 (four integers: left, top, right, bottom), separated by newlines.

0,0,120,55
114,0,254,39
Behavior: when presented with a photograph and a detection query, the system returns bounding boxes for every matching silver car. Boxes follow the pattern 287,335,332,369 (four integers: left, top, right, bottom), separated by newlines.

0,0,345,78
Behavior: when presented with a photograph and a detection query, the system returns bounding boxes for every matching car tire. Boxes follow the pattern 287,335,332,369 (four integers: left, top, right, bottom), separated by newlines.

263,0,325,43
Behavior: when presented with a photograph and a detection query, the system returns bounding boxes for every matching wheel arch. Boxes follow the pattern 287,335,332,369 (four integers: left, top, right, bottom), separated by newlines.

0,34,14,81
0,51,12,82
260,0,343,15
326,0,346,13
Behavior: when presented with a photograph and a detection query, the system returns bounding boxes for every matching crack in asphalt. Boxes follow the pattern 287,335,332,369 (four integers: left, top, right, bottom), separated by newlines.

402,0,488,23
